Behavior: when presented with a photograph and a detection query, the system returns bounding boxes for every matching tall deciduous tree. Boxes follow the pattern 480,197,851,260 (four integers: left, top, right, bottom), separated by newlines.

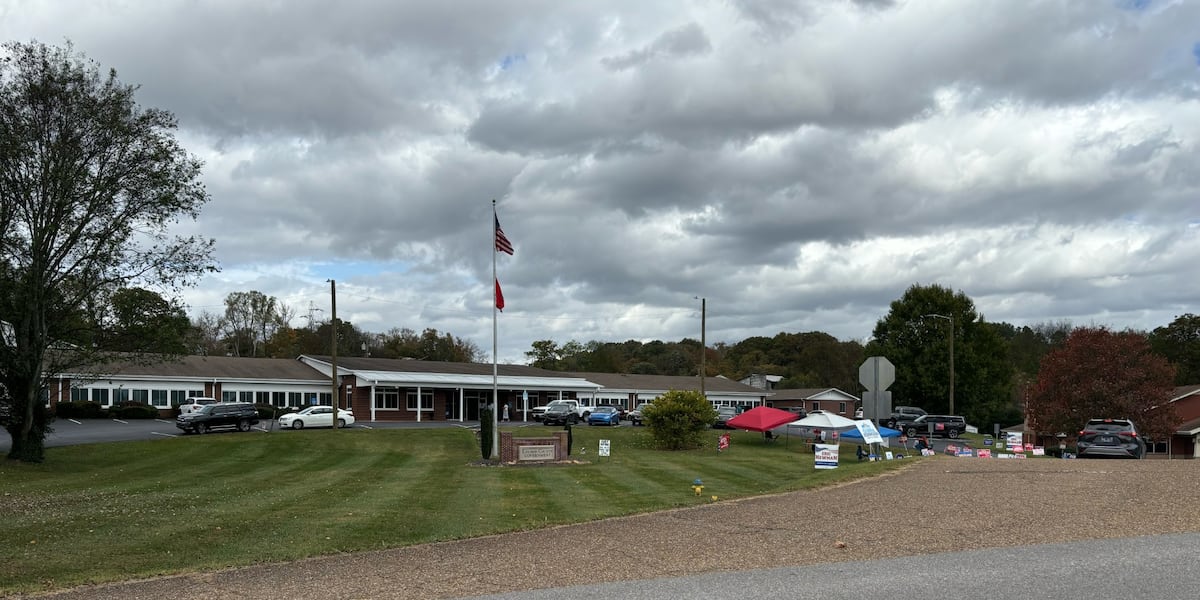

100,287,192,354
221,291,281,357
1149,314,1200,385
0,41,215,462
1026,327,1177,440
865,284,1014,428
524,340,561,369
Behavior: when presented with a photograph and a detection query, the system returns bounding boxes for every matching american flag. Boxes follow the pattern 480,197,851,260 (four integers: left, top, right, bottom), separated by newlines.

494,215,514,255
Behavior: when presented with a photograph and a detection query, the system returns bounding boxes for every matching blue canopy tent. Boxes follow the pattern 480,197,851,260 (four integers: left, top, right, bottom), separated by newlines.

840,424,903,439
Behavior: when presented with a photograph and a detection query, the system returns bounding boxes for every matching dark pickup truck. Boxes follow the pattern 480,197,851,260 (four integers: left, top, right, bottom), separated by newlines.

882,405,927,430
176,402,260,434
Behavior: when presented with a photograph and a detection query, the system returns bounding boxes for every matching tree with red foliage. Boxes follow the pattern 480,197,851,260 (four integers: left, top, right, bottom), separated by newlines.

1027,327,1178,440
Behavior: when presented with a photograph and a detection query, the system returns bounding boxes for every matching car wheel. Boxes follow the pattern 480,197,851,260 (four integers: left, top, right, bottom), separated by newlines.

291,420,304,430
337,418,346,428
948,429,959,439
195,423,208,435
237,419,251,432
906,427,917,437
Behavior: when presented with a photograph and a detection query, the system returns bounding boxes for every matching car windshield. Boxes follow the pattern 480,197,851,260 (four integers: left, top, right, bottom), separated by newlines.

595,407,615,414
197,405,216,415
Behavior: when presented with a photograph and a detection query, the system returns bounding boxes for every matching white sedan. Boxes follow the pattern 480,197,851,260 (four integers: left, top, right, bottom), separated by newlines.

278,406,355,429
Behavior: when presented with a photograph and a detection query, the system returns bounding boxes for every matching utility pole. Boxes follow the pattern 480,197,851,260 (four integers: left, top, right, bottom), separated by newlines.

698,297,706,399
329,280,339,430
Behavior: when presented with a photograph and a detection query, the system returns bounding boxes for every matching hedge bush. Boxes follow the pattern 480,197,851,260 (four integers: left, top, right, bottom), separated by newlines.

642,389,717,450
109,402,160,419
54,401,106,419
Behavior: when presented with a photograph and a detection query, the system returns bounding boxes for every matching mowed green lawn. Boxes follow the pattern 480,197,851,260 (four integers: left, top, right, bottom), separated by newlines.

0,425,903,594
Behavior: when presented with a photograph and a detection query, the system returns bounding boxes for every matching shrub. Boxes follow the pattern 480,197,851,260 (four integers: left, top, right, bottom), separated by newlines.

480,408,494,460
109,402,161,419
643,389,717,450
109,400,160,420
254,404,279,420
54,401,106,419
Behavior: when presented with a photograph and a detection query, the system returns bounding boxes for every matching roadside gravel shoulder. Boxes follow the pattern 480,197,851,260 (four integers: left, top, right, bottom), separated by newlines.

19,458,1200,600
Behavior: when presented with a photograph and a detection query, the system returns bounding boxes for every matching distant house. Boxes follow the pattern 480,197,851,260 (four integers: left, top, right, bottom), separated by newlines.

739,373,783,391
766,387,860,417
1162,385,1200,459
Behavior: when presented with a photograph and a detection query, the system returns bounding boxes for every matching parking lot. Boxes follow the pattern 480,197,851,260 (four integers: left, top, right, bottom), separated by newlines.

0,417,476,453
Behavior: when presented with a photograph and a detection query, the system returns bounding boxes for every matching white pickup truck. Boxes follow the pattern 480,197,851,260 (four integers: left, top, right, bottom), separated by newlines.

532,399,597,423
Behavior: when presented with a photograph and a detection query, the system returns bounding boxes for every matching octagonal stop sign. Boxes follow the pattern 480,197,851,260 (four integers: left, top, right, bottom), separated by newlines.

859,356,895,391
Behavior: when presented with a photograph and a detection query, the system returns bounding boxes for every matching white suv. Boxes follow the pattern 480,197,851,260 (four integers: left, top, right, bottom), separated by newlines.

178,397,218,415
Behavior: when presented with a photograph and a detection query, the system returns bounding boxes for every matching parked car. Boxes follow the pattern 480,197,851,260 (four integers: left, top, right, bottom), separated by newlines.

713,406,739,429
277,406,355,430
628,403,653,426
541,402,579,426
177,396,218,416
884,405,927,430
175,402,259,434
587,406,621,426
905,414,966,438
1077,418,1145,459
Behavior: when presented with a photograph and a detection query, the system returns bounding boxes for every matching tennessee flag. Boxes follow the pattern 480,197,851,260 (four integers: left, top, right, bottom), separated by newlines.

495,278,505,311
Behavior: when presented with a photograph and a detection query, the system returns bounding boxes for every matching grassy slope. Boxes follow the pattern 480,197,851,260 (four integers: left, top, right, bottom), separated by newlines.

0,425,902,594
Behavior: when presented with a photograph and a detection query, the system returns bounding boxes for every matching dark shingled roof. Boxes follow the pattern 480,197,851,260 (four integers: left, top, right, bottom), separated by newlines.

67,354,329,382
306,356,574,378
563,372,763,395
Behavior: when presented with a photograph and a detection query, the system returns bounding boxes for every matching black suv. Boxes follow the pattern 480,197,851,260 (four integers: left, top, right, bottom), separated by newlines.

176,402,260,434
542,403,578,426
905,414,966,438
1077,418,1145,459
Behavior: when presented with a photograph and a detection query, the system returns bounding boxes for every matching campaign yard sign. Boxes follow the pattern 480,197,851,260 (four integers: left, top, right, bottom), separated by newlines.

814,444,839,469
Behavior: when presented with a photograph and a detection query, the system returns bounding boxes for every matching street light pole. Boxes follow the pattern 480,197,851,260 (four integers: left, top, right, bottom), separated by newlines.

922,313,954,416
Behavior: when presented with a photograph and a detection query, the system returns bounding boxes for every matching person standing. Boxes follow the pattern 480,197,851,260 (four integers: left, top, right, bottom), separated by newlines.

502,402,510,422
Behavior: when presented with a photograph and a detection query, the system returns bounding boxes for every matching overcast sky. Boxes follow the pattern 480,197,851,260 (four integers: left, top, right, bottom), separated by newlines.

5,0,1199,364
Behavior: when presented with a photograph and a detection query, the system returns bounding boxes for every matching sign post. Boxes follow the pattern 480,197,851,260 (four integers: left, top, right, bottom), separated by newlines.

859,357,895,458
858,357,895,424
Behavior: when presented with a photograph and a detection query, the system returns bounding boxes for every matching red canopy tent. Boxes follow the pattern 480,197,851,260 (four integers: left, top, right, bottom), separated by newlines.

725,406,799,432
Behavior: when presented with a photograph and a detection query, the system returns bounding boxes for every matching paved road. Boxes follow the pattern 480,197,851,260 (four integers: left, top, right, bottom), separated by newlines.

472,533,1200,599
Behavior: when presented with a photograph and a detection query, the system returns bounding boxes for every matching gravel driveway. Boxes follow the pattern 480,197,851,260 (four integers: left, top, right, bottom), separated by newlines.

19,457,1200,600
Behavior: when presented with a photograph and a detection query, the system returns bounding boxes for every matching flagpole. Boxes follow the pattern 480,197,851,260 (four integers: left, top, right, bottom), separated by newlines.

491,199,500,460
